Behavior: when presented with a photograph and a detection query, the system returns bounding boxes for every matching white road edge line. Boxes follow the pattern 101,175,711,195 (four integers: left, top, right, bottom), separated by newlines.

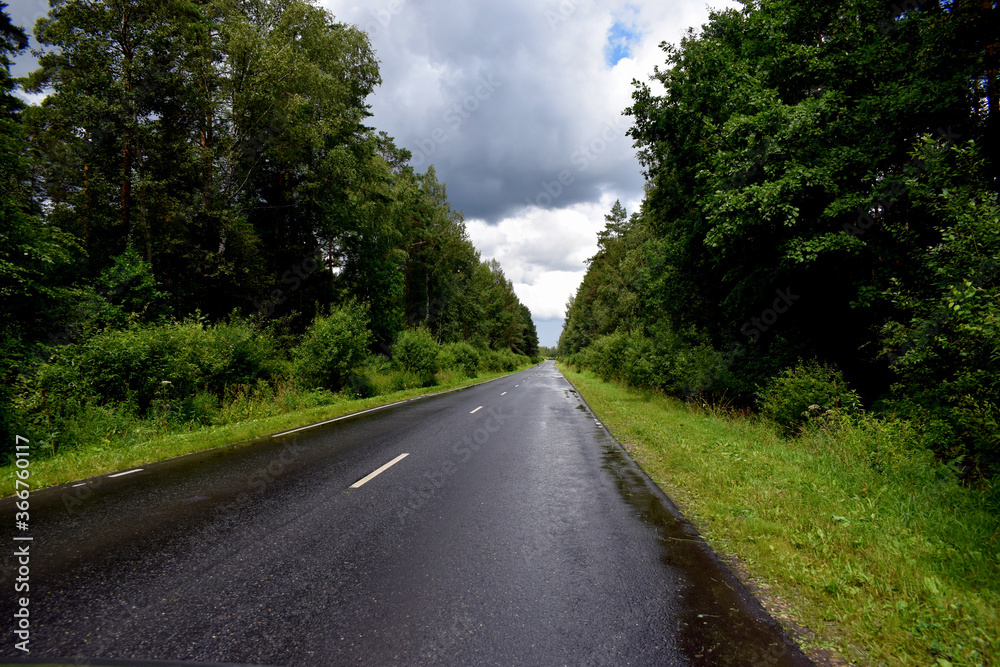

272,399,411,437
470,406,483,414
107,469,143,478
350,453,409,489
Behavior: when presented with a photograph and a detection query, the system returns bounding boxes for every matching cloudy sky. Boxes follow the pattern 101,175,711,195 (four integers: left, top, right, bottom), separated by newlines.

8,0,739,347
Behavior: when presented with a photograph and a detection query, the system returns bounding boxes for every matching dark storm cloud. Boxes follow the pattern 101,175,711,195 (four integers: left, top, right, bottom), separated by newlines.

327,0,647,222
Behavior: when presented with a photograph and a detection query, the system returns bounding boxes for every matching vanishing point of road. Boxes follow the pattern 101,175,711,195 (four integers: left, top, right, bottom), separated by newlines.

1,360,812,666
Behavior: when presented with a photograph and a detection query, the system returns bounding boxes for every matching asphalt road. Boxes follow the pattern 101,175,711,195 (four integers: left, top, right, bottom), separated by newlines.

1,360,812,666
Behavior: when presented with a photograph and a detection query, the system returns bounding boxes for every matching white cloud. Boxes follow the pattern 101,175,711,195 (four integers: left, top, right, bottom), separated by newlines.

466,193,642,322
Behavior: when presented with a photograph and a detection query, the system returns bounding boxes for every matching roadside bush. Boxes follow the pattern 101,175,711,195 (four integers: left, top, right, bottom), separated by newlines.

670,341,735,399
345,371,378,399
481,348,520,373
441,342,481,378
392,328,440,385
585,332,629,382
178,390,219,425
619,332,658,388
758,360,863,433
437,346,457,375
33,318,281,415
90,248,171,328
571,328,738,399
294,302,371,391
577,331,664,389
389,369,425,391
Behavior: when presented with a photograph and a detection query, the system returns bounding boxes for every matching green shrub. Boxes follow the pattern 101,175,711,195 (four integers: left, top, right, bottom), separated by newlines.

392,328,440,385
345,371,378,399
670,341,735,398
481,348,520,373
578,331,665,389
585,332,629,382
441,342,481,378
294,302,371,391
619,332,657,388
91,248,171,328
758,360,863,433
178,390,219,425
32,318,281,416
389,369,425,391
437,346,457,374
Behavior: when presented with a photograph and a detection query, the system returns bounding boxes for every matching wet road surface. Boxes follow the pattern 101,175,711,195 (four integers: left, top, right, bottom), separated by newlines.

1,360,812,666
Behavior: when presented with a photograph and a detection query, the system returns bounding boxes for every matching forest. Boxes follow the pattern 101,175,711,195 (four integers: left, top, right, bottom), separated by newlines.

560,0,1000,476
0,0,539,460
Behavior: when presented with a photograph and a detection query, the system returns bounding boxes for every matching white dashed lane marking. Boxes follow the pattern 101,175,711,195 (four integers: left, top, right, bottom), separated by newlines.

350,453,410,489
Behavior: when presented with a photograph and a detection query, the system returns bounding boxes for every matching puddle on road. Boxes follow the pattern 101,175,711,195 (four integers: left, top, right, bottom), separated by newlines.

599,442,813,666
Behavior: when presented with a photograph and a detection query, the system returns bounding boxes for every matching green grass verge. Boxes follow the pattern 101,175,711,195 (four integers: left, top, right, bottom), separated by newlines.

559,363,999,667
2,365,533,498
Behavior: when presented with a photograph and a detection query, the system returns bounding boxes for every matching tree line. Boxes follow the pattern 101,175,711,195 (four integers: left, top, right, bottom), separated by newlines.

0,0,538,456
561,0,1000,474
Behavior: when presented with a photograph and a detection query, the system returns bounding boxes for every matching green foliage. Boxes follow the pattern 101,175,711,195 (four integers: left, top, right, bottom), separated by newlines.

561,1,1000,473
559,201,646,356
33,319,280,414
572,328,737,399
345,371,378,400
392,328,440,384
178,390,220,426
670,340,736,399
576,331,629,383
294,302,371,391
876,139,1000,473
757,360,863,433
480,348,524,373
389,370,426,391
439,341,481,378
11,317,281,454
0,2,79,455
88,249,171,328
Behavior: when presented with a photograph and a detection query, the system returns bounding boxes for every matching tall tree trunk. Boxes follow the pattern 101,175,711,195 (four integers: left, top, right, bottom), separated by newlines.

121,139,132,233
119,8,135,249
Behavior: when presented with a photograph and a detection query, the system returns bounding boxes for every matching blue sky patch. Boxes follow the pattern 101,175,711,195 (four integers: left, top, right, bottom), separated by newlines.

605,21,638,67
